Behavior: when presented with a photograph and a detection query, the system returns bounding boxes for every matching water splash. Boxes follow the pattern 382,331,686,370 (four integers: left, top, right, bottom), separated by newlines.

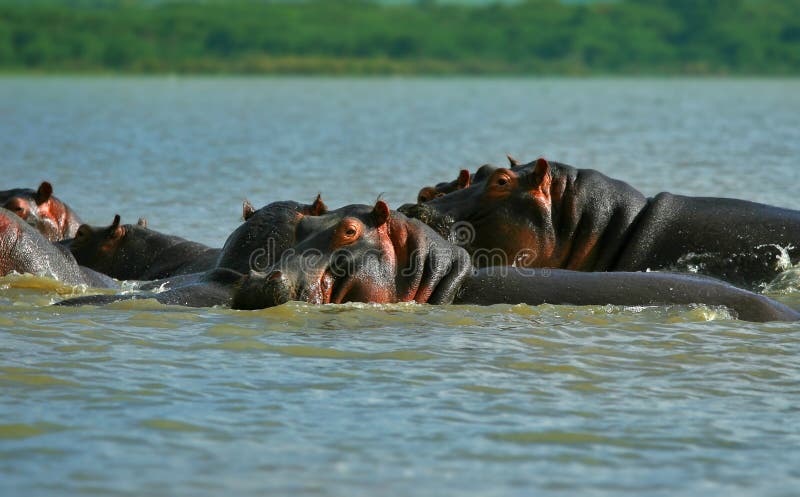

764,267,800,294
765,243,796,272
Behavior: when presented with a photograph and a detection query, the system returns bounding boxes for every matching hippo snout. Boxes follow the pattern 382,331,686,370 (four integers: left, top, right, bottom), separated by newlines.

398,202,435,223
231,270,295,310
397,203,418,215
398,203,454,240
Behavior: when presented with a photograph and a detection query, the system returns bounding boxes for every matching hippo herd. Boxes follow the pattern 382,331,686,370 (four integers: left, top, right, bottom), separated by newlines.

3,156,800,323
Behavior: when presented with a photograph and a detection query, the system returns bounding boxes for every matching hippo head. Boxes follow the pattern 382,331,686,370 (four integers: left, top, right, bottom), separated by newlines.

232,201,472,309
68,214,129,277
400,158,564,268
416,169,473,203
216,196,328,274
414,154,522,204
1,182,81,241
415,164,500,204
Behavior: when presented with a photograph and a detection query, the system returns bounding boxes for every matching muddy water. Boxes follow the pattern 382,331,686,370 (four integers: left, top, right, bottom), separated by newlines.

2,77,800,496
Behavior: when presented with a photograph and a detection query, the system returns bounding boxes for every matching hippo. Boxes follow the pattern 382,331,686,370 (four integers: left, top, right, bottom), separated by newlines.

231,201,799,323
67,215,222,281
0,207,115,288
56,200,799,322
0,182,83,241
401,158,800,289
57,198,327,307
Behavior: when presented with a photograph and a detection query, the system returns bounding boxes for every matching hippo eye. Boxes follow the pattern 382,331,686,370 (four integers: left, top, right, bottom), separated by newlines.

10,206,28,218
332,219,363,248
75,226,92,241
485,170,515,198
494,174,512,188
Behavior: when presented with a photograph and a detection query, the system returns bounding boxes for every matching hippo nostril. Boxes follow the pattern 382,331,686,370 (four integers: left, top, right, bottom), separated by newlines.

399,203,434,225
233,270,294,310
398,203,424,219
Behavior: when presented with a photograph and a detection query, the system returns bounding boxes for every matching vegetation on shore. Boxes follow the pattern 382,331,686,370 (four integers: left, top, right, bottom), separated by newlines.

1,0,799,75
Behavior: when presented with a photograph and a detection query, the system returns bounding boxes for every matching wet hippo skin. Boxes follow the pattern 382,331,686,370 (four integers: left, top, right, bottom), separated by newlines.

0,207,115,288
401,157,800,289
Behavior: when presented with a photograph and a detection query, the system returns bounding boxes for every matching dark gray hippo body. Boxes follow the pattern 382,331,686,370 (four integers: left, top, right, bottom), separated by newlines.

0,207,115,288
56,269,241,308
401,158,800,288
616,193,800,287
457,268,799,323
67,215,221,281
232,201,798,323
1,182,83,241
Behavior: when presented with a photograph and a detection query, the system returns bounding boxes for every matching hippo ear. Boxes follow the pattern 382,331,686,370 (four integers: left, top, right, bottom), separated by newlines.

372,200,391,226
506,153,520,167
242,199,256,221
417,187,433,203
309,194,328,216
533,158,550,181
457,169,471,189
109,214,125,239
528,158,552,201
35,181,53,204
137,218,148,228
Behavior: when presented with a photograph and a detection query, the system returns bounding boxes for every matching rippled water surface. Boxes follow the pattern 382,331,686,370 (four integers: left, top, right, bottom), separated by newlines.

2,77,800,496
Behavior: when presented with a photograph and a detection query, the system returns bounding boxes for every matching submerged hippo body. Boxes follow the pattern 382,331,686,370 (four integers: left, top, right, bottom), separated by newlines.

0,182,83,241
67,215,221,281
401,158,800,288
56,268,242,308
232,202,799,323
0,207,115,288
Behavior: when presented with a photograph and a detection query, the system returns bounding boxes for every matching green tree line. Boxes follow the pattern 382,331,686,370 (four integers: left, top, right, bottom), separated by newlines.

1,0,799,74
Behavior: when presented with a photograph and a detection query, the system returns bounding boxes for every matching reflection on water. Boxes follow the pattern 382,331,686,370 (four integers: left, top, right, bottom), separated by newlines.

2,77,800,496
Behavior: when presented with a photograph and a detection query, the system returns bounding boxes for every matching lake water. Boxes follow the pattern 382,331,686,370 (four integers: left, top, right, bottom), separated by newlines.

2,77,800,496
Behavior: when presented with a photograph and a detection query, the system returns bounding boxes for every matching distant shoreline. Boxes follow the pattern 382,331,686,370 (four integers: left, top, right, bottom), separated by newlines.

2,1,798,76
0,59,797,78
